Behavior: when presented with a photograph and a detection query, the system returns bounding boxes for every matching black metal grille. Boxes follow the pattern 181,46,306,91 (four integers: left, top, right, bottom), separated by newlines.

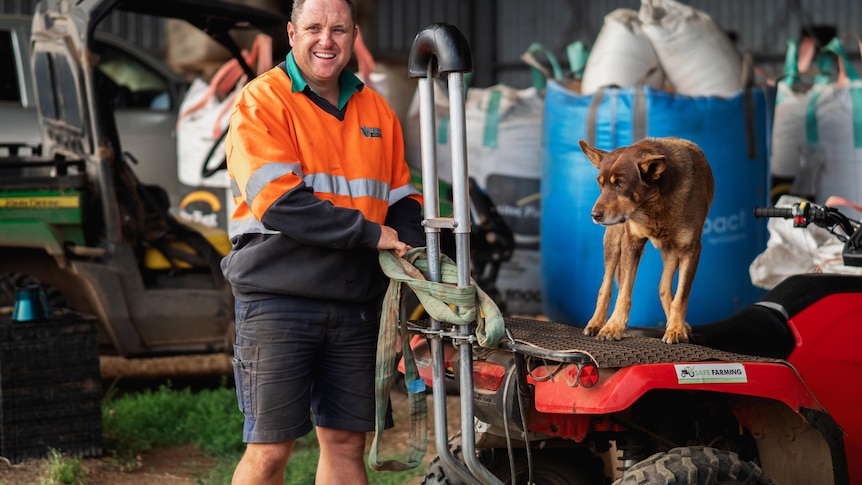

501,317,781,368
409,316,782,368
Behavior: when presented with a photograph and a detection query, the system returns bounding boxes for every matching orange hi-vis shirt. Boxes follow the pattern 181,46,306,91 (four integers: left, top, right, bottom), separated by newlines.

220,54,423,303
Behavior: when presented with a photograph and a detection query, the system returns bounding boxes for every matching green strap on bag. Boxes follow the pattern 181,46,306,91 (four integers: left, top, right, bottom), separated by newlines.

777,39,799,105
368,248,505,471
521,42,564,91
803,37,862,147
566,40,589,80
440,42,581,150
822,37,862,148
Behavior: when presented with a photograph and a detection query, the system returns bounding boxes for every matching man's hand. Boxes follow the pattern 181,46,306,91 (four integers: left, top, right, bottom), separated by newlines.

377,225,410,257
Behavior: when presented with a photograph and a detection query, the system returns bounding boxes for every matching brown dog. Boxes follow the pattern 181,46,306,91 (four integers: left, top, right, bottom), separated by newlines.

579,137,714,344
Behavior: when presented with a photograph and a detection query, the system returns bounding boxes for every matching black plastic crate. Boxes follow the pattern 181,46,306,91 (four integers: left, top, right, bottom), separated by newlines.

0,312,102,463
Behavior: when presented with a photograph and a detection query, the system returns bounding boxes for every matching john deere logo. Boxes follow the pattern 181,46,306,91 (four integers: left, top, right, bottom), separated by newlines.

361,126,381,138
0,195,79,209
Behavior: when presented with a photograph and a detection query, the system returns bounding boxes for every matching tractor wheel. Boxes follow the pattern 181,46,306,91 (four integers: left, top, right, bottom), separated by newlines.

614,446,776,485
422,434,596,485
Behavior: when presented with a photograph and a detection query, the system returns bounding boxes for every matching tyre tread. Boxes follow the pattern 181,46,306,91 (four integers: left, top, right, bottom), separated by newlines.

614,446,774,485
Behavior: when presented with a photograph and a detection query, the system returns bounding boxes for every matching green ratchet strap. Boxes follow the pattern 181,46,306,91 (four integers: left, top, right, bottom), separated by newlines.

384,247,505,348
368,249,427,472
368,248,505,471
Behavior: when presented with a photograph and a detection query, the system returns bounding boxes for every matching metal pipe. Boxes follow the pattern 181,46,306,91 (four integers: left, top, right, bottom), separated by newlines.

409,24,501,485
418,69,480,485
418,76,439,237
448,71,504,485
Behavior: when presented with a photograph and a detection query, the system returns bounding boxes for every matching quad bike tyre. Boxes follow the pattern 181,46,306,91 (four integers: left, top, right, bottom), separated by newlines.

422,434,594,485
614,446,775,485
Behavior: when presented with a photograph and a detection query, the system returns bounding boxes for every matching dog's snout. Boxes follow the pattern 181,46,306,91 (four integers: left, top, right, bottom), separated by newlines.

591,210,603,223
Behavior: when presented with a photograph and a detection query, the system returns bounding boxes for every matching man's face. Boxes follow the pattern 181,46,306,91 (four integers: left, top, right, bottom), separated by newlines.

287,0,356,92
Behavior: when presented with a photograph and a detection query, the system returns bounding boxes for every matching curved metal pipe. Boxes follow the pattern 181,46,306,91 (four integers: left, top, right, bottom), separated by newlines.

408,22,503,485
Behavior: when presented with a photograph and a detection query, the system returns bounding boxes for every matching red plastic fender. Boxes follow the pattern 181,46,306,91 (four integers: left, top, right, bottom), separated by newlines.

528,361,822,415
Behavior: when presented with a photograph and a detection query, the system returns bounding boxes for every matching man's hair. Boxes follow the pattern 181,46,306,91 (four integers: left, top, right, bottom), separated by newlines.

291,0,357,27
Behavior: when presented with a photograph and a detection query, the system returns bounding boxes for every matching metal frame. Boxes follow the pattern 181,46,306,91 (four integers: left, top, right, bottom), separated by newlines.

407,23,504,485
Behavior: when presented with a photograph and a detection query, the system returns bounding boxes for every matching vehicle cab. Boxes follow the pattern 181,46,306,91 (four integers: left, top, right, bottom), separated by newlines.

0,0,287,356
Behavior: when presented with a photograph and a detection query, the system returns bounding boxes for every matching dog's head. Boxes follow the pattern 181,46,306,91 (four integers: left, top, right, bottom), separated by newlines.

579,139,666,225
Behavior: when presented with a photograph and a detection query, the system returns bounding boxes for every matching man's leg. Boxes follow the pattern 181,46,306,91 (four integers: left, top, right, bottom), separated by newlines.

231,296,324,484
311,300,387,485
315,427,368,485
232,441,295,485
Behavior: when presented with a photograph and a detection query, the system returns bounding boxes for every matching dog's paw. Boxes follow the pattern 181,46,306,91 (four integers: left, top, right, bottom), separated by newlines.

583,320,604,336
661,327,690,344
596,325,626,341
662,320,691,344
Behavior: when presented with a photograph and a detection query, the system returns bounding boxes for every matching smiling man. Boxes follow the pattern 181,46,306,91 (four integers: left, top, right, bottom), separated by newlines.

220,0,424,483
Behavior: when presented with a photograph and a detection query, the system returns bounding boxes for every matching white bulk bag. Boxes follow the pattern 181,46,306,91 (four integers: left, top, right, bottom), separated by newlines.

581,8,665,94
639,0,742,97
750,196,862,289
798,38,862,218
176,34,272,189
770,38,831,181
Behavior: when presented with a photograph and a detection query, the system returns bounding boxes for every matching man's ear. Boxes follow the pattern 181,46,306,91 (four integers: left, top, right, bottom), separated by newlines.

638,154,666,182
579,140,607,169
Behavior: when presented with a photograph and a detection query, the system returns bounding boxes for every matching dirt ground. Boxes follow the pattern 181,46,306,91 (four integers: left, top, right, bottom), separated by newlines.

0,354,460,485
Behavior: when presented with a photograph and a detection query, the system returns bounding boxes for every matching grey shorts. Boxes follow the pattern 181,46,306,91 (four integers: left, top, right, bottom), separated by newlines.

232,295,393,443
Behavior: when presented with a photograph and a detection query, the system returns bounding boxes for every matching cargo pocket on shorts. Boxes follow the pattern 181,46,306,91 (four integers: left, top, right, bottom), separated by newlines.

232,345,259,417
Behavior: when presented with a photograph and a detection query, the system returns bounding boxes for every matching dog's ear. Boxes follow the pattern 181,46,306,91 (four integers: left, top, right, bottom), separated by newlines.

579,140,607,169
638,154,666,182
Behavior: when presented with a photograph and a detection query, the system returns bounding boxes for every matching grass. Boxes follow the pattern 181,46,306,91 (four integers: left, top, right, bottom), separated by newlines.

97,379,427,485
42,449,86,485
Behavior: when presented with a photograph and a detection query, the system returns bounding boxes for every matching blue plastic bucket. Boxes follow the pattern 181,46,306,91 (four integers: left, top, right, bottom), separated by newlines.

541,81,772,327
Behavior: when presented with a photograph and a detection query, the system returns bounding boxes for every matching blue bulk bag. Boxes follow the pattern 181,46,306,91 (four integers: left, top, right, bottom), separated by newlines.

541,79,773,327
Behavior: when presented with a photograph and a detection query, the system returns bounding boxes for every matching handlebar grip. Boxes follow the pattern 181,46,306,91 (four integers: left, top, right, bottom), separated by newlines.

754,207,794,218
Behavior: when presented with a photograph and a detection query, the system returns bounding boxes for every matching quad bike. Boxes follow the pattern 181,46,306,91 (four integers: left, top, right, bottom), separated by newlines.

393,24,861,485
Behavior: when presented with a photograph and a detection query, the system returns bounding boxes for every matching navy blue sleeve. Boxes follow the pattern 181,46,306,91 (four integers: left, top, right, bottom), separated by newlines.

385,198,425,248
261,182,381,249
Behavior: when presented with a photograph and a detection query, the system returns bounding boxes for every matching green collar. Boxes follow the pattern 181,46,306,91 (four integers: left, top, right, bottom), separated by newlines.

285,50,364,110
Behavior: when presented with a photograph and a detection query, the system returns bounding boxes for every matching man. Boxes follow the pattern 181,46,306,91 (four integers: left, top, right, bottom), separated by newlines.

220,0,424,483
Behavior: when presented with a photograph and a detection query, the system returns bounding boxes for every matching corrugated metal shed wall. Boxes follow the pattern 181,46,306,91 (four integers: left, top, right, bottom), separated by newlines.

493,0,862,87
373,0,861,88
4,0,859,88
373,0,473,57
0,0,38,15
1,0,168,54
98,10,168,56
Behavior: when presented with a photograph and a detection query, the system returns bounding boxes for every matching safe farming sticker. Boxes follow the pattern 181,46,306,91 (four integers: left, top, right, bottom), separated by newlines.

674,363,748,384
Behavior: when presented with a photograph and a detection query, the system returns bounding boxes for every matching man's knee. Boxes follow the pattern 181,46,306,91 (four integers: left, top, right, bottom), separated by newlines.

316,427,366,456
233,441,296,485
244,441,295,470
